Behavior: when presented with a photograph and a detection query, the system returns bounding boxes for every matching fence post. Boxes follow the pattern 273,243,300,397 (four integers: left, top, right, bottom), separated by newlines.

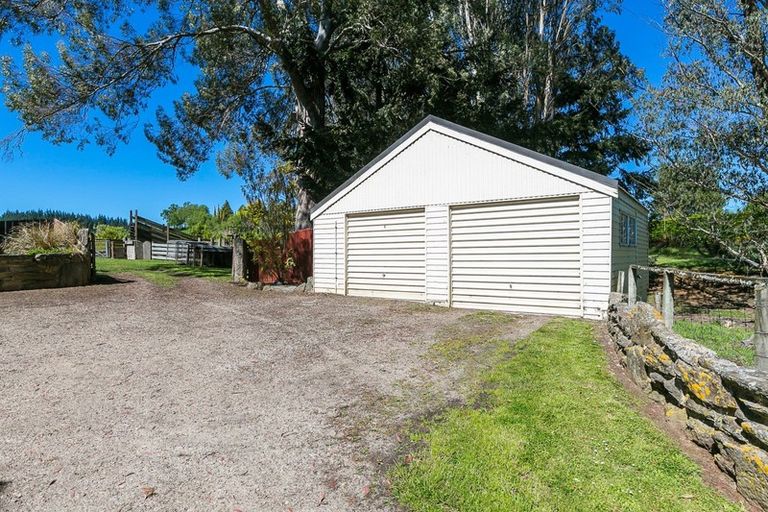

77,228,89,252
616,270,625,293
628,266,637,306
754,284,768,372
77,228,95,281
663,271,675,329
232,237,247,283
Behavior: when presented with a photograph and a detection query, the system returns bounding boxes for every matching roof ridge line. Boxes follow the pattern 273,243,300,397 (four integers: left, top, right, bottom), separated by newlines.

310,115,621,218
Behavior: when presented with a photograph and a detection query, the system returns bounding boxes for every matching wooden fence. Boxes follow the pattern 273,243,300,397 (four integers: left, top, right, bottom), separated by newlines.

149,240,232,267
256,228,313,285
151,240,192,263
95,239,126,259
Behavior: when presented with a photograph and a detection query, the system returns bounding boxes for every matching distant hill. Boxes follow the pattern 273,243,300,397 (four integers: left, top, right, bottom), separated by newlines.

0,209,128,228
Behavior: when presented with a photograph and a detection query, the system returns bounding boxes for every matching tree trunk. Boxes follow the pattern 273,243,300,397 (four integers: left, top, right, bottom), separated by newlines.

293,97,319,230
294,187,314,230
262,3,333,231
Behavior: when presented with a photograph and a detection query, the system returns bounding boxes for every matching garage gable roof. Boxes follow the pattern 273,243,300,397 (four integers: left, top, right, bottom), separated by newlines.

310,115,620,220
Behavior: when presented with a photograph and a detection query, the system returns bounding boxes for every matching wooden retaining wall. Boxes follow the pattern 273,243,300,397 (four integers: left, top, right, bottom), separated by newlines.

0,253,91,292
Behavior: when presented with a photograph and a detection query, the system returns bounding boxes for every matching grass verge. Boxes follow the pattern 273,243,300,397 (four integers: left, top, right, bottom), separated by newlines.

391,319,742,512
651,247,732,272
674,319,754,366
96,258,230,286
429,311,518,362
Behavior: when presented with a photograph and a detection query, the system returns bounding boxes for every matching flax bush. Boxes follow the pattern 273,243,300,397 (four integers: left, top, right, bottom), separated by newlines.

1,220,83,255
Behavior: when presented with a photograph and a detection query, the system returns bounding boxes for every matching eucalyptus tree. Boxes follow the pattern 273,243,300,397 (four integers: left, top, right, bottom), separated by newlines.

640,0,768,270
2,0,643,229
1,0,451,228
440,0,645,176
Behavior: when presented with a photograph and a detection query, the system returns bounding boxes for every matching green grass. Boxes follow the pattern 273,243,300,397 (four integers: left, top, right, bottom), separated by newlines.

391,319,742,512
429,311,518,362
706,309,752,322
674,319,754,366
650,247,732,272
96,258,230,286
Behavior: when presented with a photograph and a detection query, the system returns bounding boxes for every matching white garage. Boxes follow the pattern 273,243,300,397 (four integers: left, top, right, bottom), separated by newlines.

345,209,426,300
310,116,648,319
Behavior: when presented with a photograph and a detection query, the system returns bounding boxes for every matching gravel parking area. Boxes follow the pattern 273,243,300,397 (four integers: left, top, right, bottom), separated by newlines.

0,276,545,511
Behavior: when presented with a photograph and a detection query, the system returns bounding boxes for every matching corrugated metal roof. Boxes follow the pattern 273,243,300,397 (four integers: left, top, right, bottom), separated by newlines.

311,115,620,216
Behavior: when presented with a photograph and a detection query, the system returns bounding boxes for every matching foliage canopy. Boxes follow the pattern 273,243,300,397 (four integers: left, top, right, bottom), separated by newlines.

3,0,645,227
161,201,235,240
638,0,768,271
94,223,129,240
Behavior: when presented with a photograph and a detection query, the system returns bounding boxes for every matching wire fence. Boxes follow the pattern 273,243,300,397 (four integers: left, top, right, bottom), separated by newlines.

647,268,756,330
623,265,768,369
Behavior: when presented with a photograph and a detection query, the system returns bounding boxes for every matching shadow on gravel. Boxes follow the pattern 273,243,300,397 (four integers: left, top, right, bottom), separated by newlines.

91,273,134,286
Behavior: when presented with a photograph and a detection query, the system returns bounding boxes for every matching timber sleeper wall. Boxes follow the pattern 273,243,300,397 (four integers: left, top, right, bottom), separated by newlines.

0,253,91,292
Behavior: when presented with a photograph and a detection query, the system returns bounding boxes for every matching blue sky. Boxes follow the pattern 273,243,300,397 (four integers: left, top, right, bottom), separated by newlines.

0,0,667,221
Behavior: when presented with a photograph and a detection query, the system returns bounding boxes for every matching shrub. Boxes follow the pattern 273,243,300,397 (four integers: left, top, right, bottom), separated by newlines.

1,220,84,255
94,224,128,240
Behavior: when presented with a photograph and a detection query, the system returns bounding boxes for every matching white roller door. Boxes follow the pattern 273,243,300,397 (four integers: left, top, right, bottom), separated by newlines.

346,209,426,300
450,196,582,316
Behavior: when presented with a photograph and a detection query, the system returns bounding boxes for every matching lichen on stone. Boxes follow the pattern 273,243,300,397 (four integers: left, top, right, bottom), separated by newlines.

609,299,768,509
677,361,738,410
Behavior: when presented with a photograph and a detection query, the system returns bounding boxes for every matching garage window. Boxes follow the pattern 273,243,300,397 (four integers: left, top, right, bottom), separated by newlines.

619,212,636,247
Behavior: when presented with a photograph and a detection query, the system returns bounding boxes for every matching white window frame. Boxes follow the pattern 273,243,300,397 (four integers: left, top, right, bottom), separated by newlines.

619,212,637,247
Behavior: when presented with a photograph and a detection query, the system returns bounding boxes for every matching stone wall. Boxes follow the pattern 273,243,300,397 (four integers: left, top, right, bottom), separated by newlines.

0,253,92,292
608,295,768,508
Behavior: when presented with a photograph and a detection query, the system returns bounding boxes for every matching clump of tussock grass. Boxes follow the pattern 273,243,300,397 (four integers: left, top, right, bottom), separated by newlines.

1,220,83,255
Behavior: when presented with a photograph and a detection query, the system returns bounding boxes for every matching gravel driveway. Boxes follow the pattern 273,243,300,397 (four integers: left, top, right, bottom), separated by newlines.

0,276,545,511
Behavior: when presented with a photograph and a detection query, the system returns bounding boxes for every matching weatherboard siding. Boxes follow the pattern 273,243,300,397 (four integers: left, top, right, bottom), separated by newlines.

612,189,650,300
313,213,344,294
425,205,450,305
324,130,589,216
581,191,613,319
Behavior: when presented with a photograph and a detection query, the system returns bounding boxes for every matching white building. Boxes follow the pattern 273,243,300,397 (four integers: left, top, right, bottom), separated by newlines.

310,116,648,319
